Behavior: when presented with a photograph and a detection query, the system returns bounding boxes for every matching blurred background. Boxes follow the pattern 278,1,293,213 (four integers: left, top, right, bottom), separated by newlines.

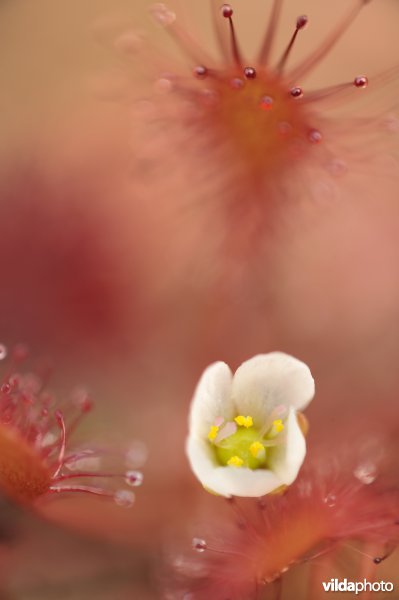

0,0,399,598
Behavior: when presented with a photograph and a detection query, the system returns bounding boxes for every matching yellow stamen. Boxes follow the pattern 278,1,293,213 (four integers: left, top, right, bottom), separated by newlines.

273,419,284,433
227,455,244,467
249,441,264,459
234,415,253,428
208,425,219,441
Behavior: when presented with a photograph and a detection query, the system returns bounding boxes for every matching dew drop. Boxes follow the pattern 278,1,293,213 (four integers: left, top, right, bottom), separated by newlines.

260,95,273,111
354,76,368,89
308,129,322,144
194,65,208,79
114,489,135,508
126,441,148,468
192,537,207,552
323,493,336,508
290,86,303,99
221,4,233,18
244,67,257,80
373,557,382,565
125,470,144,487
296,15,308,30
1,383,11,394
0,345,7,361
150,3,176,27
353,462,377,485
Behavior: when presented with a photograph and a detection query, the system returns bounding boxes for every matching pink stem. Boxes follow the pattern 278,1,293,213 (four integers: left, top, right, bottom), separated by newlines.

258,0,284,65
53,472,124,482
48,485,113,498
52,410,66,477
288,0,368,82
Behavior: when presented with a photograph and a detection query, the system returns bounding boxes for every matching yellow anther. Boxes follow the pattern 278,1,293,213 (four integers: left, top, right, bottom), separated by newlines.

227,455,244,467
249,441,264,459
273,419,284,433
208,425,219,441
234,415,253,428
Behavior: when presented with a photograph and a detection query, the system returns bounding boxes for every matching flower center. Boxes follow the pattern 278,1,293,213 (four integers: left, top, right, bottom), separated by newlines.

208,414,284,470
0,422,52,503
0,344,144,508
200,69,310,175
152,1,376,189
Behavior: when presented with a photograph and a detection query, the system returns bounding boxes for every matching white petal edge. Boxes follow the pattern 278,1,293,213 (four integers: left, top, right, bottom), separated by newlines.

231,352,315,426
188,362,233,439
267,407,306,485
186,436,283,497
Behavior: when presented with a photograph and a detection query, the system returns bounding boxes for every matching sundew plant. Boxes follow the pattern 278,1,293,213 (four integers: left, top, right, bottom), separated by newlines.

0,1,398,599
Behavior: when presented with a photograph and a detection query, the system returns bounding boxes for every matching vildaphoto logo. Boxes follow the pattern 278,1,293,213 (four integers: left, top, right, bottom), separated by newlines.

322,579,394,594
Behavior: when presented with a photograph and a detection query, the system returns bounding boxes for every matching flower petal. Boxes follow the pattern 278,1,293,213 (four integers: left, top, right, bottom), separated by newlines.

231,353,315,426
186,436,283,497
267,407,306,485
188,362,233,438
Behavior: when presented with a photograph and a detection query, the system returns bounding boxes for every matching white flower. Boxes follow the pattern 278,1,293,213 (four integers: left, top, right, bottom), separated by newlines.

186,353,315,497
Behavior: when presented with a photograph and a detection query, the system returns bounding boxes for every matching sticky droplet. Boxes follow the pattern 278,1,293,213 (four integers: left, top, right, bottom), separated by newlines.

323,493,336,508
260,96,274,111
0,344,7,361
194,65,208,79
125,470,144,487
244,67,257,80
192,537,207,552
296,15,308,29
126,441,148,468
230,78,244,90
114,489,135,507
290,86,303,99
353,76,368,89
354,462,377,485
221,4,233,18
150,3,176,27
308,129,322,144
